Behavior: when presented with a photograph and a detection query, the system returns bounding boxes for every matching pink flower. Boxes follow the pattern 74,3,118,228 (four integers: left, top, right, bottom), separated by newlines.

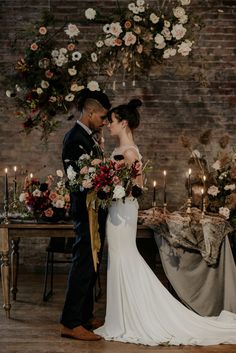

64,193,70,202
30,43,38,51
80,166,89,174
112,176,121,185
82,179,93,188
91,158,102,166
44,208,54,217
49,192,58,201
39,26,47,35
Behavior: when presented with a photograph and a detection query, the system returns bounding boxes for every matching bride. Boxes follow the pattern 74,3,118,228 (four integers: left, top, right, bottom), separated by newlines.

94,99,236,346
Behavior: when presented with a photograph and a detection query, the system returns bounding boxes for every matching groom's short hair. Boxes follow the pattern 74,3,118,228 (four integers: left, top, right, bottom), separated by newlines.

77,89,111,111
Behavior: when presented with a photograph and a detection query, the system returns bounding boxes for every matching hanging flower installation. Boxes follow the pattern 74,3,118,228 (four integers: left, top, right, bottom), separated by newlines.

89,0,195,86
6,13,101,140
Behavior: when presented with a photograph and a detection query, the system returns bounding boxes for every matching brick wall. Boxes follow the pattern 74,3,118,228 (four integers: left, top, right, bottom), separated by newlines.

0,0,236,270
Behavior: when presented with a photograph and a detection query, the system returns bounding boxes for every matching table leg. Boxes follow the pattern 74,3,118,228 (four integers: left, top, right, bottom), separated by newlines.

11,238,20,300
1,251,11,317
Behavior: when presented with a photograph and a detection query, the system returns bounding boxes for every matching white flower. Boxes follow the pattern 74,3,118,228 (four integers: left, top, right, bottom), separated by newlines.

138,5,145,13
154,33,166,49
85,8,96,20
123,31,137,46
219,207,230,219
161,27,172,40
64,23,80,38
171,23,187,40
56,169,63,178
87,80,100,91
68,66,77,76
59,48,68,55
19,192,28,202
15,84,21,92
207,185,220,197
150,13,159,24
36,88,43,95
173,6,186,18
72,51,82,61
41,80,49,89
53,199,65,208
65,93,75,102
164,20,171,28
33,189,41,197
132,6,140,14
180,0,191,5
49,96,57,102
96,40,104,48
134,15,142,22
113,185,126,199
79,153,90,160
6,90,14,98
51,49,59,57
91,52,98,62
71,83,84,92
163,48,177,59
103,24,110,33
224,184,236,191
179,14,188,24
128,3,136,11
110,22,123,37
178,39,193,56
136,0,145,6
104,35,116,47
212,160,221,171
67,165,77,181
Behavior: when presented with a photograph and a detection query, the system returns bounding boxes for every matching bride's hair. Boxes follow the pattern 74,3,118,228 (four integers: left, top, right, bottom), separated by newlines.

108,98,142,130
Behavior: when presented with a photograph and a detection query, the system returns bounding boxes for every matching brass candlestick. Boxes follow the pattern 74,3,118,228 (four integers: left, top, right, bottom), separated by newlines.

186,197,192,214
163,202,167,215
152,201,156,218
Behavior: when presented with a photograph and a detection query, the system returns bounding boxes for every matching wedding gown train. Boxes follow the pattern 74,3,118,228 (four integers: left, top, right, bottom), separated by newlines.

95,147,236,346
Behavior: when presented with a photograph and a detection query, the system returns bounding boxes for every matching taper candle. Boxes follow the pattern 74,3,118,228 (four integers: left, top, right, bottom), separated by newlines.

30,173,33,179
13,166,17,197
188,168,192,197
201,188,204,211
153,180,156,203
203,175,206,193
163,170,167,204
4,168,9,202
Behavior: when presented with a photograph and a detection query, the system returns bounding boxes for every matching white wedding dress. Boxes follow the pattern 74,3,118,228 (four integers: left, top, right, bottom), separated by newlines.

94,146,236,346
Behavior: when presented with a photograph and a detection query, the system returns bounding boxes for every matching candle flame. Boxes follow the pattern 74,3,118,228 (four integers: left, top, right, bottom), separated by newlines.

188,168,192,175
153,180,156,187
30,173,33,178
14,166,17,172
4,168,8,173
163,170,166,176
201,188,204,194
203,175,206,181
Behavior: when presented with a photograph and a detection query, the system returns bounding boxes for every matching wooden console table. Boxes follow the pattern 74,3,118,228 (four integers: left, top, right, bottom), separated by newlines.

0,222,154,318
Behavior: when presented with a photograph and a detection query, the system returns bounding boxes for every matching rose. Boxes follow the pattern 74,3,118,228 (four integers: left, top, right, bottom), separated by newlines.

85,8,96,20
171,24,187,40
207,185,220,197
113,185,126,199
64,23,80,38
56,169,64,178
173,6,186,19
67,166,77,180
82,179,93,189
44,208,54,217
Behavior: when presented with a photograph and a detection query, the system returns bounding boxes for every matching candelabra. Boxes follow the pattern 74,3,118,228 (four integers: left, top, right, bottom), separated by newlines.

186,197,192,214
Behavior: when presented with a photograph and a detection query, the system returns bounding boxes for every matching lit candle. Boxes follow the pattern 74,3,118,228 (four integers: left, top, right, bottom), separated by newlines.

13,166,17,198
4,168,9,203
188,168,192,198
201,188,204,212
203,175,206,193
30,173,33,179
153,180,156,204
163,170,167,204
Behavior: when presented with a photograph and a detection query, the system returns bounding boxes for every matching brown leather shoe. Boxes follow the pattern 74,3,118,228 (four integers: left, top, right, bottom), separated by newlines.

88,318,104,329
61,325,102,341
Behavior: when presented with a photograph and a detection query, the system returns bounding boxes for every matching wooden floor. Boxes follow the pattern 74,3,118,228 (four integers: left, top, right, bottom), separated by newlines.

0,265,236,353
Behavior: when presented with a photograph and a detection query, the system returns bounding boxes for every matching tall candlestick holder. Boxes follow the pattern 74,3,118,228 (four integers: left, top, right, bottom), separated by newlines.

186,197,192,214
3,197,9,224
201,197,206,217
152,201,157,219
163,202,167,215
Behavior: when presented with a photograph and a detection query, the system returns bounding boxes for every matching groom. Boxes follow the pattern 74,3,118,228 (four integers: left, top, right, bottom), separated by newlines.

60,88,111,341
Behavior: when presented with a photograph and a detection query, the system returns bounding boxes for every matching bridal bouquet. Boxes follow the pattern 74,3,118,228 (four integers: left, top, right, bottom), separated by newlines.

66,153,144,207
19,170,70,220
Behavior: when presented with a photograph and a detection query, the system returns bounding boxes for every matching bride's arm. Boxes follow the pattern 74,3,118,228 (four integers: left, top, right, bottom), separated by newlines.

123,149,143,187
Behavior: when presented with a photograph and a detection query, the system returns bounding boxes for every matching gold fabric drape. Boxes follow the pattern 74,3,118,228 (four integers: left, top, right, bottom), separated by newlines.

86,191,101,272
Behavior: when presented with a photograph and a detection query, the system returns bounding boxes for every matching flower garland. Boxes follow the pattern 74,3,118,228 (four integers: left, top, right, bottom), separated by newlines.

6,0,197,140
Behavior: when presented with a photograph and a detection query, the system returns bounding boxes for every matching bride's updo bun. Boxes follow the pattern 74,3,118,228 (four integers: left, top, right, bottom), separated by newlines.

109,98,142,130
127,99,142,109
